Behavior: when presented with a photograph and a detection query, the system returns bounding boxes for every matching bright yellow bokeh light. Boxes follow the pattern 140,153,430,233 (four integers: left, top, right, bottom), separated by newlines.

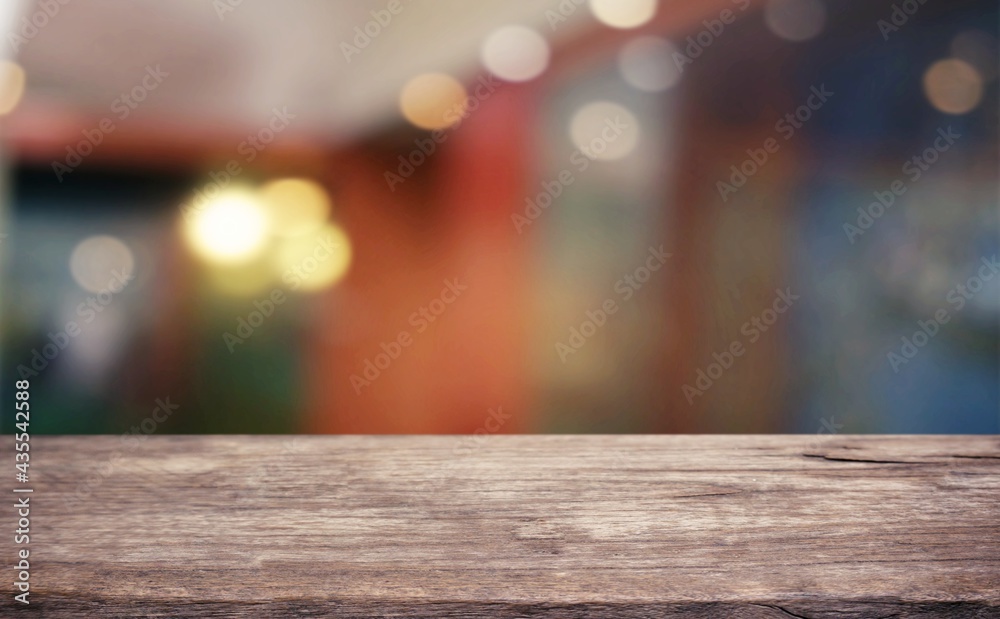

272,223,352,293
923,58,983,115
400,73,468,130
183,189,270,265
589,0,656,29
260,178,331,238
0,61,26,116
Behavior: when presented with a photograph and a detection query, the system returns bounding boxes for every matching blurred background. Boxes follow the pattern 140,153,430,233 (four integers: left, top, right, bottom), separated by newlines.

0,0,997,435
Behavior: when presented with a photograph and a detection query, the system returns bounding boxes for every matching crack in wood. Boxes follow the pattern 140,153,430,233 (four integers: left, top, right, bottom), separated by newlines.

802,453,916,465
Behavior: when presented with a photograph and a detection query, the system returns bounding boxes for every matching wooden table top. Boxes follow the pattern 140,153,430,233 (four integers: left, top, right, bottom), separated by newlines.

5,435,999,617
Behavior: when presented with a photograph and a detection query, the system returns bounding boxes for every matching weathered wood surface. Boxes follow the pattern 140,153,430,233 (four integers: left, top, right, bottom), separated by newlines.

3,435,999,617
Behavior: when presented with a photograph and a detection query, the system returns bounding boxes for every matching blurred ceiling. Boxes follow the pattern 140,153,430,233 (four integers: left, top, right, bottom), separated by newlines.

11,0,592,146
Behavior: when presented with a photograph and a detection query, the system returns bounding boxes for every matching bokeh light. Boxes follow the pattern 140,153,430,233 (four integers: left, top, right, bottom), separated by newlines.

0,60,26,115
69,235,136,294
400,73,468,130
569,101,640,161
923,58,983,115
206,259,276,297
183,189,270,264
6,0,999,441
764,0,826,42
481,26,550,82
272,223,352,293
951,30,998,83
589,0,657,30
260,178,331,238
618,36,681,92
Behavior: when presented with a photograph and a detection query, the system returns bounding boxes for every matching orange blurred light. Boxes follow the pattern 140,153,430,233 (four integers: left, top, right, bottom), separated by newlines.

0,60,26,115
400,73,468,130
923,58,983,115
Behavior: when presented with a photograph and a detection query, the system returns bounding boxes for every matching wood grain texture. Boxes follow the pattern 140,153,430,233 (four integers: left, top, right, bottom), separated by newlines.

3,435,999,617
